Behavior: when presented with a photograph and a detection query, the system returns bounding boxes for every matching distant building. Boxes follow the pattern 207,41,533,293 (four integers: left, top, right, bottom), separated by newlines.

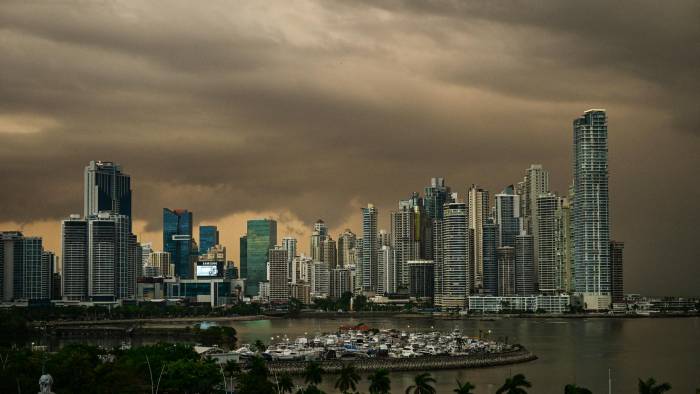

377,245,396,295
321,237,337,268
151,251,173,277
515,233,536,295
330,268,352,299
495,185,521,248
84,160,132,230
281,237,297,271
435,202,469,309
0,232,50,302
198,225,219,255
497,247,516,296
337,229,356,267
407,260,434,300
61,215,89,301
536,193,560,293
268,247,289,303
610,241,624,303
290,282,311,305
468,185,489,294
163,208,195,279
361,204,378,292
310,261,330,298
482,218,498,296
573,109,611,310
521,164,550,283
244,219,277,297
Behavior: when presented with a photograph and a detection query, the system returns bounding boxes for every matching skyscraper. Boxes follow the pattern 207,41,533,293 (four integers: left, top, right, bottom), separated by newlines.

310,219,328,261
330,268,352,299
407,260,435,301
84,161,132,230
321,237,337,268
163,208,195,279
610,241,624,303
536,193,560,294
337,229,356,267
199,225,219,255
377,245,396,294
573,109,611,310
239,235,247,278
245,219,277,297
497,246,516,296
88,212,131,301
361,204,378,293
515,233,536,295
495,185,521,248
556,194,574,293
0,232,50,302
268,246,289,304
424,177,451,221
482,218,499,296
521,164,550,283
282,236,298,273
468,185,489,294
437,202,469,308
391,200,418,287
61,215,88,301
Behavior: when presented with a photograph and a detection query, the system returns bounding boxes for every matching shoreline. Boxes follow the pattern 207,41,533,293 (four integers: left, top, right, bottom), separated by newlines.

267,347,537,375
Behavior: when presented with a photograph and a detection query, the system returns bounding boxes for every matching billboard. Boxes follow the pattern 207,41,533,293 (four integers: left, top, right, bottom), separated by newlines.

196,261,221,277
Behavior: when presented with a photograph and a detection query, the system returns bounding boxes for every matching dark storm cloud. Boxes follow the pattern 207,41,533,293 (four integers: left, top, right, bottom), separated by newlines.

0,0,698,295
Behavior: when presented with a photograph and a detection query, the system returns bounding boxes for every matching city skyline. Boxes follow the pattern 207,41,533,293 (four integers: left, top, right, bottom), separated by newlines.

1,1,699,297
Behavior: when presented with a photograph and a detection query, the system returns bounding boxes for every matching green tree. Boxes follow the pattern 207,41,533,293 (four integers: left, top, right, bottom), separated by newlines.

368,368,391,394
238,356,274,394
496,373,532,394
275,373,295,394
254,339,267,352
303,361,324,386
638,377,672,394
288,298,303,317
353,295,368,311
564,384,592,394
335,363,361,393
405,372,437,394
454,380,476,394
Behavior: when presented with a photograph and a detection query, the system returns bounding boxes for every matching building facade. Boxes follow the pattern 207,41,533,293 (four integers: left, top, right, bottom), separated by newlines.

244,219,277,297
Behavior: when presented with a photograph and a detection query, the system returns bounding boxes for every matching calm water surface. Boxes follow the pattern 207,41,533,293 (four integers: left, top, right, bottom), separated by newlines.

226,317,699,394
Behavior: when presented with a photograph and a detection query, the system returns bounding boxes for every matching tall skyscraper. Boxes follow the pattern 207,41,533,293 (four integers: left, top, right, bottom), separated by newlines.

239,235,247,279
573,109,611,309
84,161,132,230
407,260,435,301
536,193,560,294
310,261,330,298
610,241,624,303
361,204,378,293
268,246,289,303
497,246,516,296
424,177,452,221
515,233,536,295
482,218,499,296
88,212,131,301
377,245,396,294
436,202,469,308
163,208,195,279
521,164,550,283
62,215,88,301
330,268,352,299
244,219,277,297
321,237,337,268
556,194,574,292
495,185,521,248
310,219,328,261
151,251,173,276
282,236,297,273
468,185,489,294
199,225,219,255
337,229,356,267
391,201,417,287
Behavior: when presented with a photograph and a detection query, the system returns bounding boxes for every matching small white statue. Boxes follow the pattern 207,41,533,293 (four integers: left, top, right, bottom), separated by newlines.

39,374,54,394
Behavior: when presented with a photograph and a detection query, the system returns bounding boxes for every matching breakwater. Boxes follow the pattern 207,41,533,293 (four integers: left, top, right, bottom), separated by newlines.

267,347,536,375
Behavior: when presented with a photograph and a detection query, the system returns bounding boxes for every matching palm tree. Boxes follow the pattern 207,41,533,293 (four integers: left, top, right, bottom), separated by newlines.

368,368,391,394
496,373,532,394
303,361,324,386
405,372,437,394
275,373,295,394
638,377,672,394
454,380,476,394
564,384,592,394
335,363,361,394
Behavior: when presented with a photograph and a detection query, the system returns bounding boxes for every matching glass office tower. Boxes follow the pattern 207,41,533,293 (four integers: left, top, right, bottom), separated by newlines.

244,219,277,297
163,208,195,279
199,225,219,255
84,161,132,230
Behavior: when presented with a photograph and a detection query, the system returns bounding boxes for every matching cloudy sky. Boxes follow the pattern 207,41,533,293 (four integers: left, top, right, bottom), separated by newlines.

1,1,698,296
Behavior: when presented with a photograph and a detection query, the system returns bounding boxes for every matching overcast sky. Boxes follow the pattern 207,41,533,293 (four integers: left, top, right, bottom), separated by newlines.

1,1,698,296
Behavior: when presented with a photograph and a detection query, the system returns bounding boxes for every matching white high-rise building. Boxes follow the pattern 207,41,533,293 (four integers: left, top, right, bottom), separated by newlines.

268,247,289,303
573,109,611,310
337,229,356,267
436,202,469,309
377,245,396,294
522,164,550,284
281,237,297,277
536,193,561,294
310,261,330,298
